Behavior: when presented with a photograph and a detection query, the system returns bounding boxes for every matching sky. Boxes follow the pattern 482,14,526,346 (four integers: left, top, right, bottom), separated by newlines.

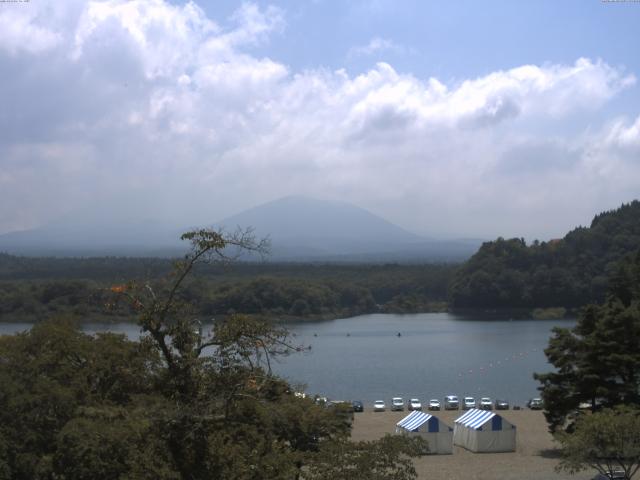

1,0,639,240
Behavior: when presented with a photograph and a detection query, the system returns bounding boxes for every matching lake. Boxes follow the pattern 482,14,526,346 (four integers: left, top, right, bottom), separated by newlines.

0,313,574,406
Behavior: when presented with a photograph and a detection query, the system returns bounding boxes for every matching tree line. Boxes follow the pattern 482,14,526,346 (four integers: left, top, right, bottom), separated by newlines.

1,200,639,324
449,201,640,310
0,262,454,323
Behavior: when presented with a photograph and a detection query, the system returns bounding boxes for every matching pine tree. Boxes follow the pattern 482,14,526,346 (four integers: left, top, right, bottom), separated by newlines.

535,251,640,432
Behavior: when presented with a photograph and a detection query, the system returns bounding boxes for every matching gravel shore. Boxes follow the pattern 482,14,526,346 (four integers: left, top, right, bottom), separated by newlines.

351,409,595,480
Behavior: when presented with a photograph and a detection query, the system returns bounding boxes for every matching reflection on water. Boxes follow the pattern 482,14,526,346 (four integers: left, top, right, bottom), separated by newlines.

0,313,573,405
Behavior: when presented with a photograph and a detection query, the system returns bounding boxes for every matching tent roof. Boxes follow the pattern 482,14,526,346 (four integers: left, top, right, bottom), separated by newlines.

454,409,498,430
397,411,433,431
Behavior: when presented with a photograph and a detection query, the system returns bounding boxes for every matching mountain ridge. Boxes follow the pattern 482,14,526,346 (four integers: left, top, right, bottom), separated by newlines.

217,195,422,242
0,196,480,261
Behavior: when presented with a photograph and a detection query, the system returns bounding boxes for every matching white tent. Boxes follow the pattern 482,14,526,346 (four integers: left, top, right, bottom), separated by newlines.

453,408,516,453
395,410,453,454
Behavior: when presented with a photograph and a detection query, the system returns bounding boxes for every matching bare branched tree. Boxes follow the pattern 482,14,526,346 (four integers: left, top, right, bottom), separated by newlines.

108,227,305,399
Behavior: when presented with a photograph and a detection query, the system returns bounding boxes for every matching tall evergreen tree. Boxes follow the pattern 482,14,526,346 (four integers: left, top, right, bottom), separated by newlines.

535,251,640,432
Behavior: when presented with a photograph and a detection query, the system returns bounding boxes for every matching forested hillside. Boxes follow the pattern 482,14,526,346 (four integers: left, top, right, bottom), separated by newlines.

2,201,638,321
449,201,640,309
0,259,454,322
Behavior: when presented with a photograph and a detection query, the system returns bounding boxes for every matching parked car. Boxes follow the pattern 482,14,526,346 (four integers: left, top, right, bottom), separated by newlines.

463,396,476,410
444,395,459,410
408,398,422,411
352,400,364,412
373,400,386,412
527,398,543,410
495,399,509,410
428,399,441,410
592,470,625,479
479,397,493,410
391,397,404,411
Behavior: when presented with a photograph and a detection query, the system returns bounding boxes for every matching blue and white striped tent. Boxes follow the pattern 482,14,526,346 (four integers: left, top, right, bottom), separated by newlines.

395,410,453,454
453,409,516,452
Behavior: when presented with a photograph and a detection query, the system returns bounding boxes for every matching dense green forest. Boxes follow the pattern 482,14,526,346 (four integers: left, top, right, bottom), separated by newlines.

1,201,638,322
0,258,453,322
449,201,640,310
0,230,426,479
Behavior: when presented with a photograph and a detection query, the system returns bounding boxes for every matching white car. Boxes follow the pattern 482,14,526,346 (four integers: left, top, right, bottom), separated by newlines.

391,397,404,411
479,397,493,410
528,398,544,410
444,395,459,410
373,400,386,412
428,399,441,410
463,396,476,410
408,398,422,411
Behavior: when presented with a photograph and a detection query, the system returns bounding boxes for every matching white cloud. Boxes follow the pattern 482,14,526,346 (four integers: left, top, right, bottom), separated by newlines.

602,115,640,149
348,37,405,58
226,3,285,46
0,4,62,55
0,0,638,240
72,0,216,78
577,115,640,193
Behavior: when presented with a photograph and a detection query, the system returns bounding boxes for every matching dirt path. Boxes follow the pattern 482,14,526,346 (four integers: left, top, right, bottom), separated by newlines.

351,409,595,480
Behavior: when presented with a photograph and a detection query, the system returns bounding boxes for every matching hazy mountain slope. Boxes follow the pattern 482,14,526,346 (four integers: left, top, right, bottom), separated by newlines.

0,196,479,260
218,196,478,260
0,219,184,256
218,196,421,244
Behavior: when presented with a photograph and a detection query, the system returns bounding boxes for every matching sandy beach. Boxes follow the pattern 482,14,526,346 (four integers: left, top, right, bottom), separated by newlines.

351,409,596,480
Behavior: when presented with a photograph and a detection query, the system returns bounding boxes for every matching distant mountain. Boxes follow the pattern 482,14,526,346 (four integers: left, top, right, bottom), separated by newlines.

0,196,480,261
217,196,479,261
449,200,640,309
220,196,420,245
0,219,184,257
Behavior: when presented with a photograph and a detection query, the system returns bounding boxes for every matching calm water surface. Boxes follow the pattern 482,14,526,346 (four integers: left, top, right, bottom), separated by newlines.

0,313,574,406
271,313,574,406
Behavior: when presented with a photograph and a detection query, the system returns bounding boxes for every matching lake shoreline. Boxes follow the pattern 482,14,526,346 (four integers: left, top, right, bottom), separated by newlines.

0,304,574,325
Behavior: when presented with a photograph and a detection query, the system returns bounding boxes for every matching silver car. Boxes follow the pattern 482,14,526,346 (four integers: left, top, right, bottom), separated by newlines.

463,396,476,410
444,395,459,410
527,398,543,410
391,397,404,411
373,400,386,412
